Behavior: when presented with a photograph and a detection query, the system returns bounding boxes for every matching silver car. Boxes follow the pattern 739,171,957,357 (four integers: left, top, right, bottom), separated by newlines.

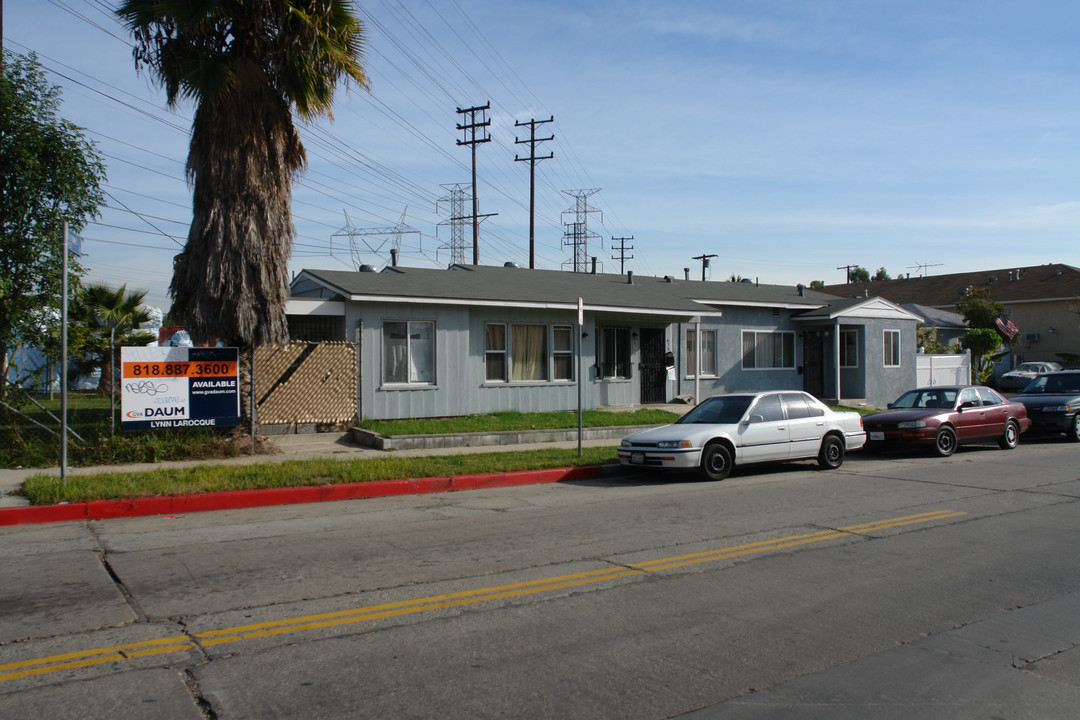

998,362,1063,391
618,391,866,481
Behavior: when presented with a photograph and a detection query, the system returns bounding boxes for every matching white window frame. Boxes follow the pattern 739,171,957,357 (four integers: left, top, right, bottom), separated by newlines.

883,329,901,368
686,328,717,378
742,330,796,370
840,329,858,368
484,323,507,382
383,320,435,386
599,326,632,379
552,325,574,382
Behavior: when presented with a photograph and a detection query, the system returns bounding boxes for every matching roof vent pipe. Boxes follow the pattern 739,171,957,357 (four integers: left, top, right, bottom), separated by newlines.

797,284,804,296
684,268,691,280
592,256,597,274
390,248,398,267
627,270,634,285
665,275,674,283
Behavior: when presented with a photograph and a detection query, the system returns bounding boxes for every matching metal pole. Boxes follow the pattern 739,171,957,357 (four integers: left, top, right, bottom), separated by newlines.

577,297,584,457
249,345,256,455
110,326,115,436
60,221,68,484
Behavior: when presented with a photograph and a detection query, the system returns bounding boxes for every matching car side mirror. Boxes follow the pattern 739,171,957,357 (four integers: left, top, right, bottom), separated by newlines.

746,414,764,424
959,401,977,410
887,402,894,409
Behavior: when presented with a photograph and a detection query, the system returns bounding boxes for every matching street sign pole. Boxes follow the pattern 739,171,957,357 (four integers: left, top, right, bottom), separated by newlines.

577,297,583,457
60,221,69,484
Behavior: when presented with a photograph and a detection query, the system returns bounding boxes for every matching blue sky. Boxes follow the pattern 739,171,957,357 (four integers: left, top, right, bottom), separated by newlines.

7,1,1079,310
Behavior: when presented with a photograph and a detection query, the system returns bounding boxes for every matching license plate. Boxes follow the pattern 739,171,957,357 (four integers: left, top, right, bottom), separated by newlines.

870,432,884,441
630,452,645,464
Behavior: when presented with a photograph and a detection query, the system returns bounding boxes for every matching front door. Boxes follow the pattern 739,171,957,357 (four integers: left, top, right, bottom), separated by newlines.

639,328,667,404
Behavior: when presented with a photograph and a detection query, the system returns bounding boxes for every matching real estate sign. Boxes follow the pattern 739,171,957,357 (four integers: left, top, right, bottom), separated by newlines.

121,346,240,430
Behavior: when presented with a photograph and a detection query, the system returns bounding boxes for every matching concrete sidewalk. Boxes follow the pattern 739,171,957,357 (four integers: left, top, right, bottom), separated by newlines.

0,431,624,508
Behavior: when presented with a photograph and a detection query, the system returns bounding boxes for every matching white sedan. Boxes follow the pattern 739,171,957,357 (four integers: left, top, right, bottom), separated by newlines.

618,391,866,481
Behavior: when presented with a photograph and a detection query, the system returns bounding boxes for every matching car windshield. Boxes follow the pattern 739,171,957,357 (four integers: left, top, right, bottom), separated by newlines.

890,389,957,409
1021,374,1080,394
677,395,755,424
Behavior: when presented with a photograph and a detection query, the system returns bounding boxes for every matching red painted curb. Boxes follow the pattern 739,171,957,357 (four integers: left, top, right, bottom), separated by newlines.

0,465,607,527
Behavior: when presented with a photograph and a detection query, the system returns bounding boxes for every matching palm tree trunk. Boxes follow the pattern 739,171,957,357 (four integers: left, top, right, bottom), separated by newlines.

169,75,301,349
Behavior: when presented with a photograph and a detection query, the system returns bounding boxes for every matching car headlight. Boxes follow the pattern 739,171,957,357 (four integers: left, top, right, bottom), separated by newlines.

656,440,692,448
1044,405,1070,412
896,420,927,429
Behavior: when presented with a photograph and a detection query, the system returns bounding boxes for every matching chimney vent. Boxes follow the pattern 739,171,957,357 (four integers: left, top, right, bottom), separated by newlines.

390,248,399,267
684,268,690,280
591,256,597,275
627,271,634,285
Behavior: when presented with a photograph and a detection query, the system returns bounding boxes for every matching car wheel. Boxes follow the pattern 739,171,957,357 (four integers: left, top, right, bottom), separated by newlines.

998,420,1019,449
1068,414,1080,443
934,426,957,457
818,435,844,469
699,442,733,481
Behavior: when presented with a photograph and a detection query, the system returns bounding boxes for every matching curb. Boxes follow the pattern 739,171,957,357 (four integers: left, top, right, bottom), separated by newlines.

0,465,610,527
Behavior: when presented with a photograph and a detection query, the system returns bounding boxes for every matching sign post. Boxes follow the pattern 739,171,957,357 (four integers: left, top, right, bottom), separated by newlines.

577,297,584,457
120,346,240,430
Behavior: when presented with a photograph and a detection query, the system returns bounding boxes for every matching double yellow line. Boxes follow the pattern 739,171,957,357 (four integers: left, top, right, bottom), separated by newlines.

0,509,964,683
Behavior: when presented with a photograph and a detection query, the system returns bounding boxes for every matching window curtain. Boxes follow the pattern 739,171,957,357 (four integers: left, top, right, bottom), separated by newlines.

409,323,434,382
701,331,716,375
742,332,756,369
512,325,547,381
685,330,697,376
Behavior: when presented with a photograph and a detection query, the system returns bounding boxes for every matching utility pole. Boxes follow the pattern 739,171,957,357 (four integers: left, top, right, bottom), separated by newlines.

514,116,553,269
611,236,634,275
456,103,491,265
837,264,858,284
692,253,717,281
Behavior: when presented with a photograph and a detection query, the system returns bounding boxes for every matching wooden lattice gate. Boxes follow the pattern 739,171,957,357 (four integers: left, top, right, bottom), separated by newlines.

253,341,357,430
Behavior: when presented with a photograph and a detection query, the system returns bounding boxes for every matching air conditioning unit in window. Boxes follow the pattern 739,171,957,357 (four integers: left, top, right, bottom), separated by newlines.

1025,333,1040,343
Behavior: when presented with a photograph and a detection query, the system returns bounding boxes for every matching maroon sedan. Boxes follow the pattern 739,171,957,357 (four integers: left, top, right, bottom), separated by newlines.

864,385,1031,456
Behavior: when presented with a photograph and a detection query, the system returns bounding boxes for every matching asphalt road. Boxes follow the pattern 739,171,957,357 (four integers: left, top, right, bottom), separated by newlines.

2,437,1079,719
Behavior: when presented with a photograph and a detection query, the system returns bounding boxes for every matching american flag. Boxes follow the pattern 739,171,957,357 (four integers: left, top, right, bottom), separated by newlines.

995,314,1020,340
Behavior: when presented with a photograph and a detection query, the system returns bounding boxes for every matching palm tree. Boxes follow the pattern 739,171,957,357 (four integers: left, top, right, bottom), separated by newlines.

73,283,156,395
116,1,368,348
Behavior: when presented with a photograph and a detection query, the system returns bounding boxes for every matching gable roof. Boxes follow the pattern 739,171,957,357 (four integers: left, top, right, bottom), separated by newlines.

293,264,840,318
820,263,1080,307
792,296,920,322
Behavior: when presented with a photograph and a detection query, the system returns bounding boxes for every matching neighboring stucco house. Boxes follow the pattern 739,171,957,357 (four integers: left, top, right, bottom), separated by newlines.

822,263,1080,368
287,264,919,419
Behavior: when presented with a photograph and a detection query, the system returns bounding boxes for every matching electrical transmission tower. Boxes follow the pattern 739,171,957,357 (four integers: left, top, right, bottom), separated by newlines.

514,116,554,269
611,236,634,275
436,183,470,265
561,189,602,273
332,209,419,270
456,103,493,264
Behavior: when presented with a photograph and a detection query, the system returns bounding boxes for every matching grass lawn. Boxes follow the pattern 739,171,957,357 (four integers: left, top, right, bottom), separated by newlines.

21,446,621,505
357,408,679,436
